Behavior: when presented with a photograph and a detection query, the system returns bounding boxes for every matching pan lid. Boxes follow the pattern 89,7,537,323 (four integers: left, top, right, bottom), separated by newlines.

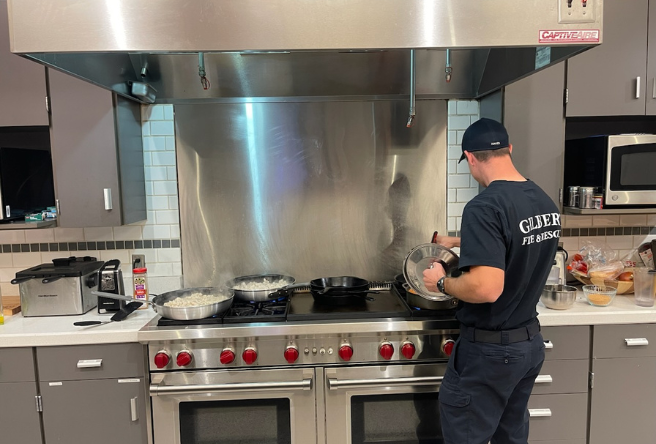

403,244,459,301
16,256,104,278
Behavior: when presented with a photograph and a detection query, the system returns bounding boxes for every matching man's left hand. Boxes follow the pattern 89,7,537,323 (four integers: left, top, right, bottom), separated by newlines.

423,262,446,292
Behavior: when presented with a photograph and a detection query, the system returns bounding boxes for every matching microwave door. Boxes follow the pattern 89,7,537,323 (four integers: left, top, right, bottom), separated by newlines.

607,137,656,206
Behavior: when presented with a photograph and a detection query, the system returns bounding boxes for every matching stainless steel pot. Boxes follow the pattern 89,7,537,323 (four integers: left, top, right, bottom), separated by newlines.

93,287,234,320
403,283,459,310
225,274,296,302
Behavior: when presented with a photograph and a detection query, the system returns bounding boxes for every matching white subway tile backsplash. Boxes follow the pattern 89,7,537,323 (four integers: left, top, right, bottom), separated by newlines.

24,228,55,243
619,214,648,226
1,282,17,296
143,225,171,239
456,161,470,175
141,122,151,136
561,237,580,255
456,217,462,231
149,262,173,277
142,105,164,121
54,228,84,242
113,225,143,241
0,230,26,244
41,251,70,263
0,268,23,283
83,227,114,241
457,188,478,202
447,160,457,174
448,115,471,130
448,189,456,203
168,197,179,210
143,152,152,166
145,182,154,196
448,175,470,189
156,210,180,225
145,210,157,225
457,101,478,116
165,136,176,151
163,105,174,121
591,215,620,227
448,217,456,231
448,145,462,160
167,167,177,180
634,234,656,248
143,136,166,152
12,253,42,268
563,216,593,228
605,235,633,250
153,181,178,196
172,263,182,276
0,254,13,268
448,131,457,145
158,248,182,263
150,121,175,136
647,215,656,226
146,196,170,211
171,225,181,239
149,276,183,294
152,152,176,166
145,167,169,181
447,101,457,115
456,131,465,145
100,250,130,265
578,236,606,250
470,176,479,189
132,249,158,265
448,202,466,218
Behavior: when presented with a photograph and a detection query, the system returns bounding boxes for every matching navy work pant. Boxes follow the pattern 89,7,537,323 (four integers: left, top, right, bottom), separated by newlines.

438,332,545,444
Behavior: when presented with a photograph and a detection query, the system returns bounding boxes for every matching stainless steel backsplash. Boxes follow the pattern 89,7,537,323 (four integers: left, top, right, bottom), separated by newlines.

176,100,447,286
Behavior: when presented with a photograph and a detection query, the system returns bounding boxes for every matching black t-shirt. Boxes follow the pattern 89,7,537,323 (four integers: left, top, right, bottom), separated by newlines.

456,180,560,330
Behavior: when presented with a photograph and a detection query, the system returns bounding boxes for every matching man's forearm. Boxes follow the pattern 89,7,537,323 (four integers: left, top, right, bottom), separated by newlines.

444,270,502,304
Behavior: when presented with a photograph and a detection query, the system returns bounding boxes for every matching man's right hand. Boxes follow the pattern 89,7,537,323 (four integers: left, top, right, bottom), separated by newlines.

433,235,461,249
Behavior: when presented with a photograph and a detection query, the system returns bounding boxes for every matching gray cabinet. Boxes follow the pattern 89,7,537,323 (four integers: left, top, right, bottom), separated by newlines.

589,324,656,444
0,0,49,127
567,0,650,116
0,348,42,444
504,63,566,206
646,0,656,114
48,70,147,227
37,343,148,444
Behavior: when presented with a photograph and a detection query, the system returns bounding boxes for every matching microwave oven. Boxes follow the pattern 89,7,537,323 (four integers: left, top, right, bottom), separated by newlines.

564,134,656,208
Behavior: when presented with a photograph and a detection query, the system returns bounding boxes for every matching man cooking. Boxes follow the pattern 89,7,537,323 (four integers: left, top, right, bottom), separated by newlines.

423,118,560,444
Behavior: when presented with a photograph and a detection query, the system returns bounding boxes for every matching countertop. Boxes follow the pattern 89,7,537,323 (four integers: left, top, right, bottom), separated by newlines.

0,308,157,348
2,292,656,348
537,290,656,326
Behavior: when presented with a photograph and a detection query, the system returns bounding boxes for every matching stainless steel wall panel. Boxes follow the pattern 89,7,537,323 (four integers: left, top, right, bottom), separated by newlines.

176,100,447,286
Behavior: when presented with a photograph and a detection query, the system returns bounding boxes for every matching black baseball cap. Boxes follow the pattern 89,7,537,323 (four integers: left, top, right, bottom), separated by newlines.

458,118,510,163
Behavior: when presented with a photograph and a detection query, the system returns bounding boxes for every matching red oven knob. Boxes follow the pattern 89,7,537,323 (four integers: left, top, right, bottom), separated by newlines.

379,342,394,360
220,349,235,365
338,345,353,362
242,347,258,365
176,351,193,367
284,346,299,364
154,351,170,369
443,339,456,356
401,342,416,359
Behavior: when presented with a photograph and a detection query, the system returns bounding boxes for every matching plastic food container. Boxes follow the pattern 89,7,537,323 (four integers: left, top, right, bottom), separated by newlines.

582,285,617,307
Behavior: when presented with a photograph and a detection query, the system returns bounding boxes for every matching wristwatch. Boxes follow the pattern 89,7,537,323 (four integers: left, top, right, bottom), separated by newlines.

436,276,448,295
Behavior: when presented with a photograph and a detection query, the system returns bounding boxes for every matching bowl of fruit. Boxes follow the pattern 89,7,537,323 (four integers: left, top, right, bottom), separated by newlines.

569,254,634,294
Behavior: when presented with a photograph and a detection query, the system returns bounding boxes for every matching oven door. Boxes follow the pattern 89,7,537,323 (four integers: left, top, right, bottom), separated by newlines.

150,367,317,444
607,134,656,206
324,363,447,444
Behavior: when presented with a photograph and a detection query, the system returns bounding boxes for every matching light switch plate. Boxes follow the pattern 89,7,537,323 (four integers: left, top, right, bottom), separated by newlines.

131,254,146,270
559,0,596,24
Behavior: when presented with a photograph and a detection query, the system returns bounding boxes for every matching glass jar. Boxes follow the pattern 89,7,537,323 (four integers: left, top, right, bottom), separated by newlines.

133,268,149,309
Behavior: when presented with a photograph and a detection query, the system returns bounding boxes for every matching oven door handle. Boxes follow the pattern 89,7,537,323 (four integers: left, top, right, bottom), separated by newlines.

327,376,443,390
150,378,313,396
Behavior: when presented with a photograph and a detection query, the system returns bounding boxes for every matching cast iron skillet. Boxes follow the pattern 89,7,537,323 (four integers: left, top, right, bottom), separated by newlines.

309,276,378,306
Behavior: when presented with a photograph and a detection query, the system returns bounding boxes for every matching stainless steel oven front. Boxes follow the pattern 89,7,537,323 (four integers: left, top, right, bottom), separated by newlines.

150,367,317,444
323,363,447,444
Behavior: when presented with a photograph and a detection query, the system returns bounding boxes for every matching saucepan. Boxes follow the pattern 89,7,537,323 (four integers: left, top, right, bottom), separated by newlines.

92,287,234,320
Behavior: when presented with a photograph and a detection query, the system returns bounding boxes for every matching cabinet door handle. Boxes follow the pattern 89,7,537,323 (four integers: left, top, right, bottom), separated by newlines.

77,359,103,368
529,408,552,418
544,340,553,349
130,397,138,421
625,338,649,347
652,78,655,99
535,375,553,384
104,188,113,210
55,199,61,217
636,76,641,99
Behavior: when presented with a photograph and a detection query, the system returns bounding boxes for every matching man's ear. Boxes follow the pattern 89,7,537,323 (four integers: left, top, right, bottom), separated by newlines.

465,151,474,165
508,144,513,154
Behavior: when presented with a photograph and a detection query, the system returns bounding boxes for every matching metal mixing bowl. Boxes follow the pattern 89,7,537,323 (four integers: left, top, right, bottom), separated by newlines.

541,284,578,310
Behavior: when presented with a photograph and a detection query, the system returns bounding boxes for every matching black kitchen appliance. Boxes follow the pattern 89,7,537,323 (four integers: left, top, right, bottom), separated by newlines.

97,260,126,313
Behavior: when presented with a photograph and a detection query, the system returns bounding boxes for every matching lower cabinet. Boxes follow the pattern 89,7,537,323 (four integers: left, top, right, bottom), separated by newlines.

589,324,656,444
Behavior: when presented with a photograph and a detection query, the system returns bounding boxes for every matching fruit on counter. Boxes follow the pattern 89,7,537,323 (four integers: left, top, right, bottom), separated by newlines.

618,271,634,281
573,253,584,262
568,260,588,274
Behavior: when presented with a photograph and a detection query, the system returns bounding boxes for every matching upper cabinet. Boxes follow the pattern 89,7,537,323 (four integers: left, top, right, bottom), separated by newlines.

0,0,49,126
567,0,653,116
49,69,147,227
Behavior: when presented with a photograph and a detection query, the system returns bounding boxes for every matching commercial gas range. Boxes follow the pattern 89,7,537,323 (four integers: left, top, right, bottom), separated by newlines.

140,285,460,444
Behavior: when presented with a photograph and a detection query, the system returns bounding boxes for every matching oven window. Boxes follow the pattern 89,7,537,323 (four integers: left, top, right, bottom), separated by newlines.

351,393,443,444
610,144,656,190
179,399,291,444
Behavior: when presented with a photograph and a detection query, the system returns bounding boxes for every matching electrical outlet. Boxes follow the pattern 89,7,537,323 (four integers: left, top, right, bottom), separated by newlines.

131,254,146,271
559,0,596,24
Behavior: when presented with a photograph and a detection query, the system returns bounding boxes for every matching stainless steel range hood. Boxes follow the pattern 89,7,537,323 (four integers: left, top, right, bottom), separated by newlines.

7,0,603,104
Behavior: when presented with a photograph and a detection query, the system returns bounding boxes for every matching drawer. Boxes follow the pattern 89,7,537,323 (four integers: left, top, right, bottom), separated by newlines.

528,393,588,442
541,326,590,360
531,359,589,395
0,348,35,382
37,343,145,381
529,441,585,444
593,324,656,358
